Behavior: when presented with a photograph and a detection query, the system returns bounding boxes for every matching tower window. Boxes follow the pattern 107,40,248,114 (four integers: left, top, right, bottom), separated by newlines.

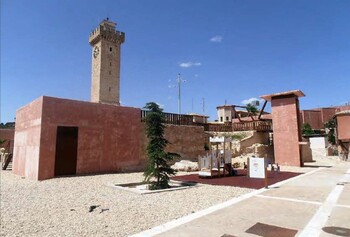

109,71,111,75
110,47,112,52
110,62,112,66
109,87,111,92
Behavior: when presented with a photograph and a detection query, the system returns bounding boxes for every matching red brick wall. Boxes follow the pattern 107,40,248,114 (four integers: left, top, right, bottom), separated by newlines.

271,96,302,166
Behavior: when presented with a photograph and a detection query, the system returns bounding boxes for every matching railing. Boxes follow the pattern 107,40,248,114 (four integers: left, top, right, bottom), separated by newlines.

201,123,233,132
141,110,272,132
233,120,272,132
141,110,195,126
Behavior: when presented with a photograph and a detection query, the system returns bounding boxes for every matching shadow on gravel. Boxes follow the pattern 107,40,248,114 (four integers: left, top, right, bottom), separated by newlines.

172,169,302,189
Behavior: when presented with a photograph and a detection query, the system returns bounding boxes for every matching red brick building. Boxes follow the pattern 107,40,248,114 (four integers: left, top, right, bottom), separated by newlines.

300,105,350,130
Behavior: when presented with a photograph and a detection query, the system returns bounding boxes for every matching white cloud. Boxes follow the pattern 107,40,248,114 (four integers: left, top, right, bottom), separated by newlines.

210,35,223,43
241,97,263,106
179,62,202,68
156,103,164,108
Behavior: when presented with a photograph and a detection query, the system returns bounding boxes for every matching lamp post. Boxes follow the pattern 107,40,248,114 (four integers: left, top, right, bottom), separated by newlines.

177,73,186,114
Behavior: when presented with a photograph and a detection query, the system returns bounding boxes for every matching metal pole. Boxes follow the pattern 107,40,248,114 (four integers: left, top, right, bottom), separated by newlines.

202,97,205,113
178,73,181,114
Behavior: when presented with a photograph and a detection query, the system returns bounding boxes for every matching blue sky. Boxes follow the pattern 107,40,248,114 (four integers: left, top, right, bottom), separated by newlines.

1,0,350,122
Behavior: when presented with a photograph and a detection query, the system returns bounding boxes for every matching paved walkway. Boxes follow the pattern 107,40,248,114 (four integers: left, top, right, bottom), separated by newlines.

132,162,350,237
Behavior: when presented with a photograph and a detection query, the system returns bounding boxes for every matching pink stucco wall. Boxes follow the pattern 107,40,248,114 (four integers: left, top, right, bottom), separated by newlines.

271,96,302,166
13,97,43,179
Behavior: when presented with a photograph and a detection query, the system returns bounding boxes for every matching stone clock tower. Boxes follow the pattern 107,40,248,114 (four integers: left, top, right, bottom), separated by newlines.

89,19,125,105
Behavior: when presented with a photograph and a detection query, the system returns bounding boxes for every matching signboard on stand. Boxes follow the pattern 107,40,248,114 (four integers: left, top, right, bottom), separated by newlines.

248,157,269,188
249,157,266,178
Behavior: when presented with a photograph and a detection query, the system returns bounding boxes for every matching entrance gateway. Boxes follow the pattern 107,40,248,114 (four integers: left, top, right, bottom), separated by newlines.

54,126,78,176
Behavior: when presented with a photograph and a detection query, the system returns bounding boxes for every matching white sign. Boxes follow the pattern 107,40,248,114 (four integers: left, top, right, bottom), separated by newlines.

209,136,232,143
249,157,266,179
210,136,224,143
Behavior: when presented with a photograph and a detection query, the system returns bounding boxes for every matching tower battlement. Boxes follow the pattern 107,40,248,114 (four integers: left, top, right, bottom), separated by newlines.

89,19,125,46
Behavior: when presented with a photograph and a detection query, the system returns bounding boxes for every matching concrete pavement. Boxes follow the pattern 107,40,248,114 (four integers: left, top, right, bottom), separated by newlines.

133,161,350,237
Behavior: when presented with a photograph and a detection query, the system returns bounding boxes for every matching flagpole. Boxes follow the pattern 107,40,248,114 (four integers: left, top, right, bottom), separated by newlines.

178,73,181,114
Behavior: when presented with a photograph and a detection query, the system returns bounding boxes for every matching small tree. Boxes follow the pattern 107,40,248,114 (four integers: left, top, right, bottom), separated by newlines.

324,119,336,145
143,102,179,190
246,103,259,115
302,123,315,135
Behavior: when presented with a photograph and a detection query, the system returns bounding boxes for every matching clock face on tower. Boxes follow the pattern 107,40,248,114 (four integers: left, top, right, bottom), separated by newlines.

93,46,100,58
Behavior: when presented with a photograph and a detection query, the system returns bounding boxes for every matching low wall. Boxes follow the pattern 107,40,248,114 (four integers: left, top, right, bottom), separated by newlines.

0,128,15,150
140,124,206,163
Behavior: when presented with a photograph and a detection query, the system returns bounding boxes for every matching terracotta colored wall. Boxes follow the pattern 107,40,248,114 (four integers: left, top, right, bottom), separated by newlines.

320,108,337,125
271,96,302,166
140,124,206,163
37,96,143,180
0,129,15,149
14,96,143,180
337,115,350,141
300,110,322,129
0,129,15,141
13,97,43,179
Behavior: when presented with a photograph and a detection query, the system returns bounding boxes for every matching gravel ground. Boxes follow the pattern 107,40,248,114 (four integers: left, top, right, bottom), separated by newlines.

0,155,343,237
0,171,253,237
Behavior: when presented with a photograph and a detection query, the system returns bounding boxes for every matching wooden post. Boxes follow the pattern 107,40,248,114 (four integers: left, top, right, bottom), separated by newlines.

223,138,226,176
247,158,250,177
264,158,268,188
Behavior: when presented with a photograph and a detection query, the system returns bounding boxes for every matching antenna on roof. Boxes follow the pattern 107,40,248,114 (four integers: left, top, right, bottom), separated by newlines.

202,97,205,113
